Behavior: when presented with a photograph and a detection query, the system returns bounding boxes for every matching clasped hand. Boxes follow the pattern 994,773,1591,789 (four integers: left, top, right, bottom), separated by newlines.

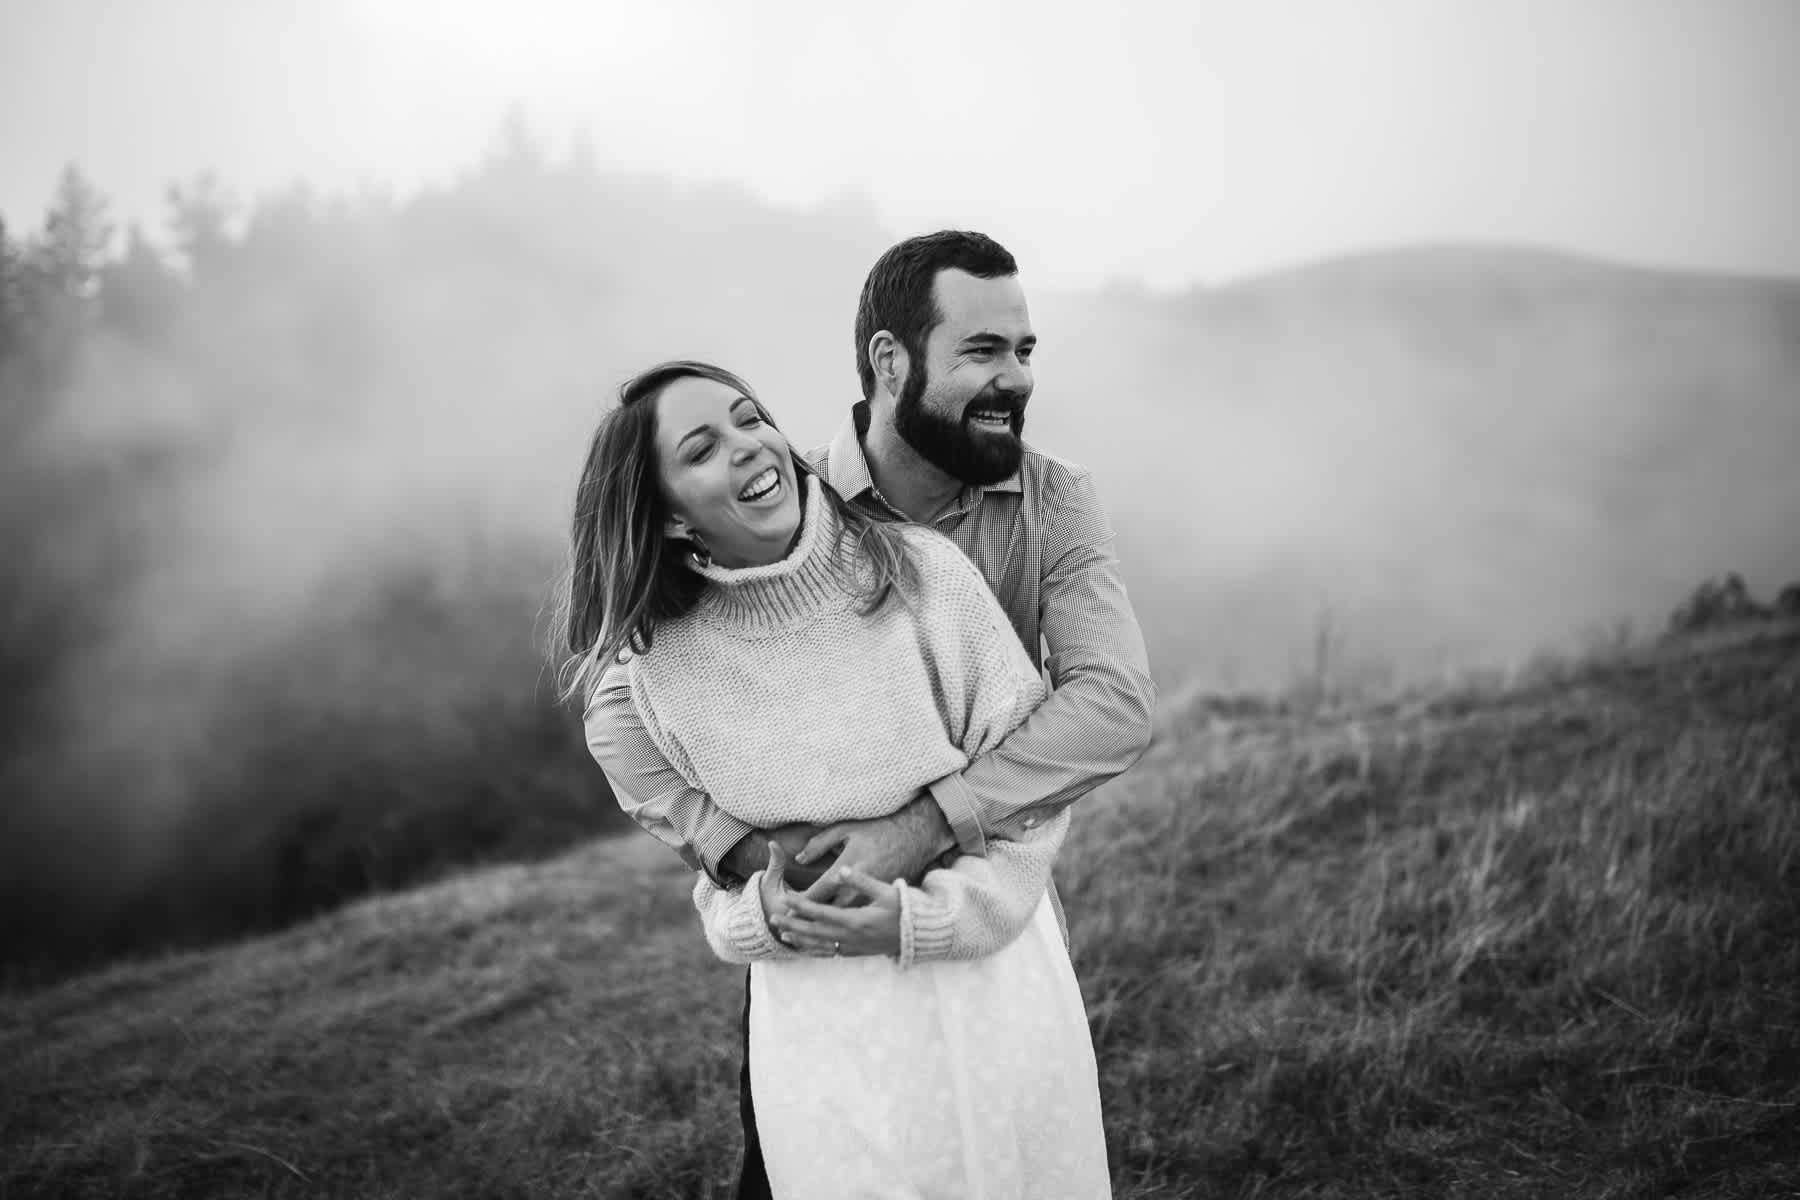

761,843,901,958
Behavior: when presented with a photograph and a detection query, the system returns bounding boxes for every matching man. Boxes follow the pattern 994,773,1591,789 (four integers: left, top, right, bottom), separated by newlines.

584,229,1155,1196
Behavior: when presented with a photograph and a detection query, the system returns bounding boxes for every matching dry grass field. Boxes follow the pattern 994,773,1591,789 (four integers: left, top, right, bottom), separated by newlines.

4,622,1797,1199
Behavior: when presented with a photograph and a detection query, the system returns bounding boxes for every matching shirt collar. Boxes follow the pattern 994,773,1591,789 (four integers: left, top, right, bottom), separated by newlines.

823,400,1025,504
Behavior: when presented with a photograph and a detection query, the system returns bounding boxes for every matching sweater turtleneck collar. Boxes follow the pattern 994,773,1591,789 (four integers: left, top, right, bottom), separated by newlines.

691,474,854,634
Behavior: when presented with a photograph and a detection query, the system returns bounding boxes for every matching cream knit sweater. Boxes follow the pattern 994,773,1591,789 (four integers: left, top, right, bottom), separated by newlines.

627,478,1066,969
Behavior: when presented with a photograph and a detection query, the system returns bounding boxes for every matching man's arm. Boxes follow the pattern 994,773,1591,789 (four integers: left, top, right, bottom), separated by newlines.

796,471,1153,885
583,661,760,885
926,466,1156,846
586,664,836,886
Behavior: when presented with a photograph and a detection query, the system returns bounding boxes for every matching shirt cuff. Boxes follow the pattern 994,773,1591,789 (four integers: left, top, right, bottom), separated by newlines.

694,812,759,887
926,771,987,858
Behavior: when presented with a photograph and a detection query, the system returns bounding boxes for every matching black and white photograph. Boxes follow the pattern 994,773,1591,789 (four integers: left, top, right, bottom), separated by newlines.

2,2,1797,1196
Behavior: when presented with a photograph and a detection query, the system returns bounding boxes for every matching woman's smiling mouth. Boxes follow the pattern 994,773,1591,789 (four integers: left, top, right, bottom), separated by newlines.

738,466,781,502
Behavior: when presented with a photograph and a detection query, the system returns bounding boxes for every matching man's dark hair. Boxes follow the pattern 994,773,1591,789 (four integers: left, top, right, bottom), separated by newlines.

854,230,1018,400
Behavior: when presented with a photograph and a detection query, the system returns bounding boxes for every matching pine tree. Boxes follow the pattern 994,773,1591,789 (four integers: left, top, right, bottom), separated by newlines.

0,214,21,362
99,224,183,341
30,163,114,302
8,166,113,388
167,171,236,282
484,104,546,181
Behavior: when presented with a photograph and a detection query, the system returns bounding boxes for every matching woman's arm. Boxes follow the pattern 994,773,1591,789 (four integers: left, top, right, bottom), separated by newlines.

692,870,800,965
895,810,1067,968
879,537,1069,966
778,533,1068,962
693,841,834,965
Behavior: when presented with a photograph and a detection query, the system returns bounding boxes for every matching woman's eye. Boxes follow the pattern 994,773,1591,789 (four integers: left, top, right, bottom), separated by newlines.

689,442,715,463
739,414,763,427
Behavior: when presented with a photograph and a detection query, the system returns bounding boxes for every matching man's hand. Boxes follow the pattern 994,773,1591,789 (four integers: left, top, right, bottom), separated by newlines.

795,791,956,905
720,832,768,884
723,822,836,890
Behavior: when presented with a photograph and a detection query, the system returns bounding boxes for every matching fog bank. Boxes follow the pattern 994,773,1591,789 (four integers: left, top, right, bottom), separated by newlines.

4,151,1797,967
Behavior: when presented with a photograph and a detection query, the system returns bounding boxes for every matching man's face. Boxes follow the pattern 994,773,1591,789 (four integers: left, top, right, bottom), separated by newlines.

893,269,1036,486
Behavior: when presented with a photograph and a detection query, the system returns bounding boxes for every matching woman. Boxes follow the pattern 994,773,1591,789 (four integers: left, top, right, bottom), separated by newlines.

556,361,1109,1198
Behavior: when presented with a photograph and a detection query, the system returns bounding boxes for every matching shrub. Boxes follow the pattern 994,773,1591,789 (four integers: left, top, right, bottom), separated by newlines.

1665,572,1770,636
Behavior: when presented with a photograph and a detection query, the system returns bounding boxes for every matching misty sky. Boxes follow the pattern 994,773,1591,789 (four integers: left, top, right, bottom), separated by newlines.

2,0,1797,289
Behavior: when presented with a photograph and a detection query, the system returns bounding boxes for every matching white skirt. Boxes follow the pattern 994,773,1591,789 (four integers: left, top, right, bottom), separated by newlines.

749,894,1111,1200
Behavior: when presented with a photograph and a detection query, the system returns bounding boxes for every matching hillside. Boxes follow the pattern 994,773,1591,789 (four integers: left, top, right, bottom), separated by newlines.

5,621,1796,1199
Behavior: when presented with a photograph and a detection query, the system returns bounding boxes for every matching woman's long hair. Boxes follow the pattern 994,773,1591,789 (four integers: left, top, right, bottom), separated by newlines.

551,360,918,705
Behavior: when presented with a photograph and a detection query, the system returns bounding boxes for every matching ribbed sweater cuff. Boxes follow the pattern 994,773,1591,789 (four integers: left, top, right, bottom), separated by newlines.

725,872,785,960
897,880,957,970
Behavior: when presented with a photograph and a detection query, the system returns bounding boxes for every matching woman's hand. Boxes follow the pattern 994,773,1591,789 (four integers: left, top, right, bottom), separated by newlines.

765,850,901,959
759,842,804,946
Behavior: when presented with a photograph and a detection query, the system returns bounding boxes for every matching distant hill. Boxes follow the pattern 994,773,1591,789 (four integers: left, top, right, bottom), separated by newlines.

6,621,1795,1198
1032,245,1800,688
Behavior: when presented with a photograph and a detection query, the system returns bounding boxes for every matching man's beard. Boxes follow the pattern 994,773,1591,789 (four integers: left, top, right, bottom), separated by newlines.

893,365,1027,487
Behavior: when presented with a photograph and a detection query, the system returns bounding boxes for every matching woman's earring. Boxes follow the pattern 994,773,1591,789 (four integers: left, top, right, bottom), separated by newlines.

688,532,712,568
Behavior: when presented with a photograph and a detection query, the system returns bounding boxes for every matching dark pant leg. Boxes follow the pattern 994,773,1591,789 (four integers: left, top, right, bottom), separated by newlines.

734,967,773,1200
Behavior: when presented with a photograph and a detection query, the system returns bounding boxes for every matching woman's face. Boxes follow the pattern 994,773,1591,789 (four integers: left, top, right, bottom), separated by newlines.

654,374,802,569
